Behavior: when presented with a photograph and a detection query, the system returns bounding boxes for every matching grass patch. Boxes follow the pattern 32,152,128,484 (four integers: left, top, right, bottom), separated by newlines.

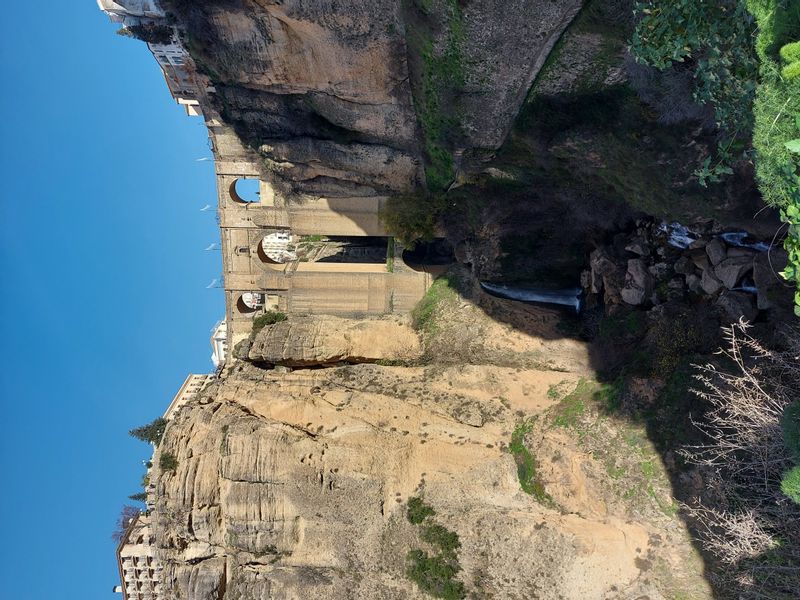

509,420,552,503
411,273,460,339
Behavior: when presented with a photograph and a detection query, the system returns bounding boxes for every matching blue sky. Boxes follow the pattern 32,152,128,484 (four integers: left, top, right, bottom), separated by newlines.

0,3,223,599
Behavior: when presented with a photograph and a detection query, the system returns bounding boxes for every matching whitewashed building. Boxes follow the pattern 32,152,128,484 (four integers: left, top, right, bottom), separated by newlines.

97,0,210,116
113,513,163,600
210,320,228,368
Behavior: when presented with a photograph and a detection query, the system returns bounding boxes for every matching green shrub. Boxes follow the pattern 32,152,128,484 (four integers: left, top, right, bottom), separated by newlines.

630,0,758,183
406,550,466,600
780,465,800,504
747,1,800,314
421,524,461,554
380,192,446,248
128,492,148,503
252,311,287,335
407,496,436,524
129,417,167,446
782,401,800,461
159,452,179,472
779,41,800,64
781,60,800,79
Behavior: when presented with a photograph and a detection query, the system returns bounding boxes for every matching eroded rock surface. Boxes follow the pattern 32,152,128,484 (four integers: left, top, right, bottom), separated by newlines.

151,357,708,599
248,315,423,366
166,0,583,194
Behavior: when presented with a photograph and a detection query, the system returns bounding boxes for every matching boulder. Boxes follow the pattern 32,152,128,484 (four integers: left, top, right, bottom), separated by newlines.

714,255,754,289
688,248,710,272
705,238,727,266
716,291,758,323
700,269,723,295
648,262,670,280
621,259,654,306
727,247,757,259
624,237,651,257
589,247,618,294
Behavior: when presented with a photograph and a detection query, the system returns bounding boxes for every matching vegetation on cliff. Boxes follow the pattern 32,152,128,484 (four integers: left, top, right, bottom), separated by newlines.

630,0,757,185
405,497,466,600
747,0,800,314
405,0,465,192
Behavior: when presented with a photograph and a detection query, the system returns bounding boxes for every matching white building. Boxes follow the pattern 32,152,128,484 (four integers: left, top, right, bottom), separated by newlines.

210,320,228,368
97,0,210,116
162,373,216,421
96,0,165,22
114,513,164,600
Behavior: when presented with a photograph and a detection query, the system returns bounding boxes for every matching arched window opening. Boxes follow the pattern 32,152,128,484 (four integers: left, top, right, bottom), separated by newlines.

236,292,264,314
258,230,295,264
229,178,261,204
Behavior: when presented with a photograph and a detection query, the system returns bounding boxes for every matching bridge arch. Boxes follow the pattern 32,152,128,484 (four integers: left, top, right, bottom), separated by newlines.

229,178,261,204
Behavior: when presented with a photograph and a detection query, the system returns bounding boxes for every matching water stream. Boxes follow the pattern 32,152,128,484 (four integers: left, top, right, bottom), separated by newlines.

480,282,583,313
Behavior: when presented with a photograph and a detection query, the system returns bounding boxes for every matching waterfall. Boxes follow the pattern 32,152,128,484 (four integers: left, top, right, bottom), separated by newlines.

480,282,583,313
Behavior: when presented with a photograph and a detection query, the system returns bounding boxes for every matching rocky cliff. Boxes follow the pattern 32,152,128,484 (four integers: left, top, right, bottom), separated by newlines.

165,0,582,195
151,324,709,599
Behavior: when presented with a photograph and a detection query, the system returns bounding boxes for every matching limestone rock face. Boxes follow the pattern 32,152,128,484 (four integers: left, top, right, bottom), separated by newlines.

150,361,704,600
247,315,423,366
169,0,582,194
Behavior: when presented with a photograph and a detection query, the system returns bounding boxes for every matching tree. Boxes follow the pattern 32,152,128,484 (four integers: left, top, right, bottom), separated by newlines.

129,417,167,445
128,492,148,503
116,24,174,45
111,505,141,543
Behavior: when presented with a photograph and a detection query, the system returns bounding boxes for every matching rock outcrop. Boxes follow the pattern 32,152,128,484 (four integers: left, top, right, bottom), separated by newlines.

247,315,423,366
166,0,583,195
151,359,707,599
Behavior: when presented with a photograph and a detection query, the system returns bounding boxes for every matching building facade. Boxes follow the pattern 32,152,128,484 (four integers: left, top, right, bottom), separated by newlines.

113,513,163,600
162,373,215,421
98,2,434,365
210,320,228,368
97,0,211,116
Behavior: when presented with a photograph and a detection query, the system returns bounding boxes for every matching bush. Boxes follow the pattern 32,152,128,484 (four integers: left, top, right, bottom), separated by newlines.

781,465,800,504
779,41,800,64
129,417,167,445
407,496,435,524
781,60,800,80
252,311,287,335
128,492,148,503
782,400,800,461
380,192,446,248
406,550,466,600
421,523,460,554
630,0,758,183
159,452,179,472
681,322,800,594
